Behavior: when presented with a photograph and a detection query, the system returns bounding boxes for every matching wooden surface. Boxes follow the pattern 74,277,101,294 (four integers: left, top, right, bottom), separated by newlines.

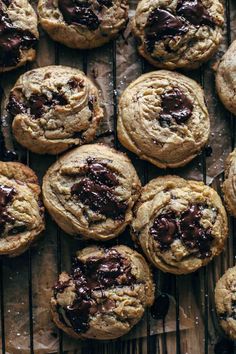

1,0,236,353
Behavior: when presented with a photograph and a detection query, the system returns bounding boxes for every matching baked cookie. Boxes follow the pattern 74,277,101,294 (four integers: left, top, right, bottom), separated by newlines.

51,245,154,339
215,266,236,339
117,70,210,169
42,144,141,240
222,149,236,217
132,176,228,275
0,162,44,257
132,0,224,70
216,40,236,115
38,0,128,49
6,66,103,155
0,0,38,73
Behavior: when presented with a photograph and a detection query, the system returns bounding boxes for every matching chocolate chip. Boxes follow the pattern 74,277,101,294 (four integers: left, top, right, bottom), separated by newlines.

2,0,12,6
159,88,193,125
0,185,16,236
54,249,136,333
8,224,26,235
151,293,170,320
68,78,84,89
6,93,26,116
7,92,68,119
176,0,215,28
145,8,187,52
150,204,214,258
0,5,37,67
58,0,100,31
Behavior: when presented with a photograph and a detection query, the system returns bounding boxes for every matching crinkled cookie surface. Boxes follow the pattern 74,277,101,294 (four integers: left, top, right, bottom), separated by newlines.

132,175,228,274
118,70,210,168
216,40,236,115
42,144,141,240
51,245,154,339
7,65,103,155
222,149,236,218
38,0,128,49
215,266,236,340
0,162,44,257
132,0,224,69
0,0,38,72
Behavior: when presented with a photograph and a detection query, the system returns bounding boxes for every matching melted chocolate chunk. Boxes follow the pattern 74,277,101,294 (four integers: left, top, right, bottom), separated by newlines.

150,211,178,251
151,293,170,320
6,93,26,115
0,185,16,235
7,92,68,119
68,78,85,89
145,8,187,52
54,249,136,333
0,5,37,67
87,158,118,187
8,224,26,235
159,88,193,126
71,159,127,219
176,0,215,28
58,0,100,31
71,179,127,219
150,204,214,258
97,0,112,8
214,339,234,354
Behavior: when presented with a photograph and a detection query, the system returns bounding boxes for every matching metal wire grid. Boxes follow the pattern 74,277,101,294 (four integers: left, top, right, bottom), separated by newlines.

0,1,235,353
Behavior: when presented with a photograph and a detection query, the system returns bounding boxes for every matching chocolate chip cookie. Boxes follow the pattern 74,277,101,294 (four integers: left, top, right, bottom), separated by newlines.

216,40,236,115
132,0,224,70
222,149,236,217
132,176,228,275
215,266,236,339
0,0,38,73
38,0,128,49
42,144,141,240
51,245,154,339
117,70,210,169
0,162,44,257
7,66,103,155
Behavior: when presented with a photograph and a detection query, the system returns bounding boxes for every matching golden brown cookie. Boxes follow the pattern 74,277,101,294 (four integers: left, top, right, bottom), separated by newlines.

42,144,141,240
215,266,236,340
132,0,224,70
51,245,154,339
222,149,236,217
6,66,103,155
0,162,44,257
117,70,210,169
132,175,228,275
216,40,236,115
38,0,128,49
0,0,38,73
